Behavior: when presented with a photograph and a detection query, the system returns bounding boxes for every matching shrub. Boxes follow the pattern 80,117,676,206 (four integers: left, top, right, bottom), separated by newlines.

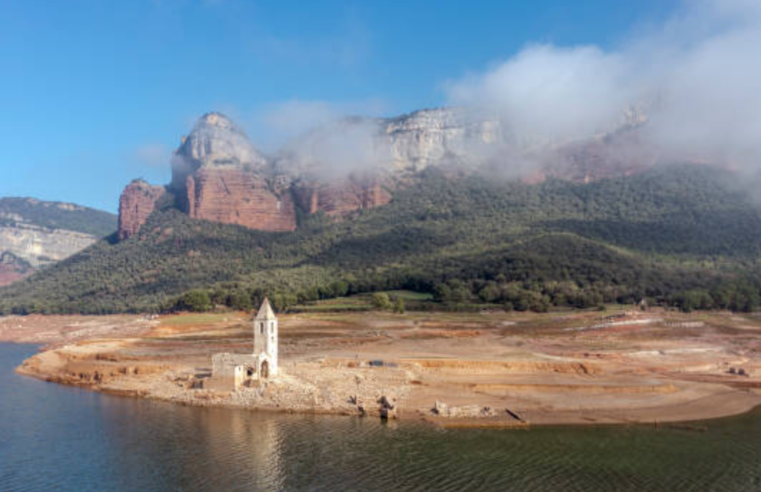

175,290,212,312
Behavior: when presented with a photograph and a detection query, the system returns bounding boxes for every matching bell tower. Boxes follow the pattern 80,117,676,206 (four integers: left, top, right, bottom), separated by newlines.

253,298,278,376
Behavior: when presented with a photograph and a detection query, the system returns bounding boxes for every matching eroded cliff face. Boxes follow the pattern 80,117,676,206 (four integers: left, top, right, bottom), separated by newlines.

377,106,655,180
171,112,268,191
185,168,296,231
0,224,99,268
0,198,117,286
0,223,99,286
172,113,297,232
293,176,392,217
545,130,658,183
117,107,656,239
383,108,504,174
117,180,165,241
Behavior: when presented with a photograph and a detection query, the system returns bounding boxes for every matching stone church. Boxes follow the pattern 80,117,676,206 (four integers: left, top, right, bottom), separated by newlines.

208,298,279,390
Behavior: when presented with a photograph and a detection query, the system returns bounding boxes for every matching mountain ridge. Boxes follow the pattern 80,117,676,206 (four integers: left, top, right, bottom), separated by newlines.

6,164,761,314
0,197,117,286
117,107,654,240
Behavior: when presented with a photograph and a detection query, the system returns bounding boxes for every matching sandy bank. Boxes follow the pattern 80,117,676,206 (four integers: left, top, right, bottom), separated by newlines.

12,309,761,428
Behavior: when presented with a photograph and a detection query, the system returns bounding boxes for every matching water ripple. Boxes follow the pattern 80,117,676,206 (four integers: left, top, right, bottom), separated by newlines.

3,344,761,492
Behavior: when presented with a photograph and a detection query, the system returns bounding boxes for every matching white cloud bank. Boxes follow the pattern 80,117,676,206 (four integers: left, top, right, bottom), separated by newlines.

445,0,761,170
256,98,391,179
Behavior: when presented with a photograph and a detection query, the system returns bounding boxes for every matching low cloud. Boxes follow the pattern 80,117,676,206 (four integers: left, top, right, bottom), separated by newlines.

176,1,761,183
276,116,392,180
260,98,388,139
133,143,171,168
253,99,391,179
446,45,635,142
445,0,761,172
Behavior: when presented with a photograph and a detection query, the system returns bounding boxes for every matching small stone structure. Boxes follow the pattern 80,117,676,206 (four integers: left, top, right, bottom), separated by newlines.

207,298,279,391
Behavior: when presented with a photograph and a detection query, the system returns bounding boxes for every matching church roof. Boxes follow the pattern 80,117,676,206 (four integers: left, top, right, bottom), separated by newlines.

255,298,276,320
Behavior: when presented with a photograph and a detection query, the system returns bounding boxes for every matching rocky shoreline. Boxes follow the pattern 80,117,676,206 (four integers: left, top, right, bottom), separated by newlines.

11,308,761,428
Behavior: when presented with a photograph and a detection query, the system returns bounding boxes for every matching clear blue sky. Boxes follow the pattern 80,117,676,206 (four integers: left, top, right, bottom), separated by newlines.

0,0,679,213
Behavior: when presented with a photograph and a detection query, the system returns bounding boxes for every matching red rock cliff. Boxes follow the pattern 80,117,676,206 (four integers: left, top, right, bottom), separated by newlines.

117,112,399,241
118,181,165,240
185,169,296,231
295,177,392,217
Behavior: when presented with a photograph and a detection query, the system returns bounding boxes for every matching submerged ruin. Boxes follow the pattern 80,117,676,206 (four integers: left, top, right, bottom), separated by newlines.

208,298,279,390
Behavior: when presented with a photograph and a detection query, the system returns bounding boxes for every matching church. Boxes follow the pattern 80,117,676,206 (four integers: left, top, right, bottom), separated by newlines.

208,298,279,390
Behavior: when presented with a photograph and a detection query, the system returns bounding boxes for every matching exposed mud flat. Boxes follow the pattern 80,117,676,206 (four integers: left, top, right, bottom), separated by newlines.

12,308,761,427
0,314,158,347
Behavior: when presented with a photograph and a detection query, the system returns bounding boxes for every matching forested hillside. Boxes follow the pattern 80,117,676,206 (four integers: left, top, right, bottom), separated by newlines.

2,165,760,314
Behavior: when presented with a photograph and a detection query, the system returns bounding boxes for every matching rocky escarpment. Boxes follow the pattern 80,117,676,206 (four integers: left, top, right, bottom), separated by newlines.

292,176,392,217
170,113,296,232
118,110,494,238
383,107,503,174
0,223,97,268
0,197,116,285
378,106,655,181
117,107,655,239
170,112,268,191
117,180,166,240
545,129,657,183
185,168,296,231
121,112,384,238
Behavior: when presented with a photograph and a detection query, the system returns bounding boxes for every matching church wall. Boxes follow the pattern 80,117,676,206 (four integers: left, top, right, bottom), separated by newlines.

212,353,258,377
208,353,260,390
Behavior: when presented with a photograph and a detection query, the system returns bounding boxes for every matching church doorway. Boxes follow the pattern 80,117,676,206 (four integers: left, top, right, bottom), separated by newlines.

260,360,270,379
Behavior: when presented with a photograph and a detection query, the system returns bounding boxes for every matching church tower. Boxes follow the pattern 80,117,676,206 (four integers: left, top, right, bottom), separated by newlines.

253,298,278,377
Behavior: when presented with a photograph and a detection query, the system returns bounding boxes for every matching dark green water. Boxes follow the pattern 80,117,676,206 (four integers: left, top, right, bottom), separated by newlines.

2,343,761,491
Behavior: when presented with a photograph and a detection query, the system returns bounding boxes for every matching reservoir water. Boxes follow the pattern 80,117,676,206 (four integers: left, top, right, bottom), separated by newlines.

2,343,761,491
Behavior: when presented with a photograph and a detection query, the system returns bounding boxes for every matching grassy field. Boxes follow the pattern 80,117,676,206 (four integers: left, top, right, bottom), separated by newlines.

288,290,436,313
381,290,435,301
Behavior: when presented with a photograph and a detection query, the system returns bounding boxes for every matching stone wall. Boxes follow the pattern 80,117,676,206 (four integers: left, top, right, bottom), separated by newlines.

208,353,259,391
211,353,257,377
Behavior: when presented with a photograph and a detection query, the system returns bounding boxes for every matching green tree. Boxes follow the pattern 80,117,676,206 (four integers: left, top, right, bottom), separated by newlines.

371,292,392,310
393,297,406,314
227,291,253,311
478,282,501,303
176,290,212,312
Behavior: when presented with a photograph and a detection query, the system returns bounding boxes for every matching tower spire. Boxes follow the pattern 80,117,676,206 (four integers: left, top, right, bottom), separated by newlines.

255,297,276,320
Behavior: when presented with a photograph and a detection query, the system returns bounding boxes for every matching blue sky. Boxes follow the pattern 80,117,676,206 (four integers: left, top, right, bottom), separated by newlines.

0,0,680,212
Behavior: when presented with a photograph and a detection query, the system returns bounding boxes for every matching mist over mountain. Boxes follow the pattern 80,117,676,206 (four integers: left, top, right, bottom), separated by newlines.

105,1,761,245
255,0,761,182
116,102,665,242
4,159,761,315
441,0,761,177
6,0,761,314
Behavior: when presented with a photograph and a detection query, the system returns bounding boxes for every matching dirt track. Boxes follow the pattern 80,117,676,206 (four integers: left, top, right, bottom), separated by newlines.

9,308,761,427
